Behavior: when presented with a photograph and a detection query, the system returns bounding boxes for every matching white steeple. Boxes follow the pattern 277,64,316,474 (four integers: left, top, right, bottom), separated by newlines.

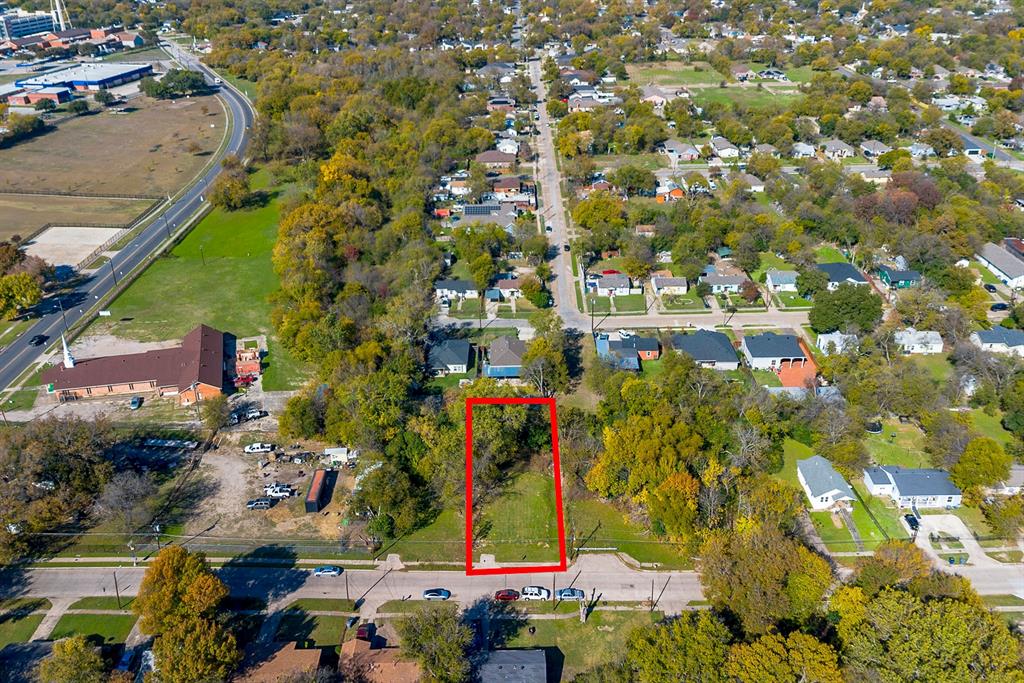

61,334,74,368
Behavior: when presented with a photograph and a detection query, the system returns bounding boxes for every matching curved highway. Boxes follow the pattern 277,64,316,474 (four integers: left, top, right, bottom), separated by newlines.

0,46,254,394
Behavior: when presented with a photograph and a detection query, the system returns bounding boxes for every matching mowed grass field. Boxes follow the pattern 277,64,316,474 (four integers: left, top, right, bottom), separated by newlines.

0,94,223,197
0,194,151,242
85,169,311,390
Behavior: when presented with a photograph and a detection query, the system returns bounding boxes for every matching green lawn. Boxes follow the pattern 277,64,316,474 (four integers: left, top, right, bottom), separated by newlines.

909,354,953,384
591,153,667,171
970,261,1002,286
383,509,464,562
218,72,258,102
814,245,847,263
784,66,815,83
750,252,790,283
982,594,1024,608
751,369,782,387
450,297,484,319
777,438,813,489
865,420,930,468
506,610,662,680
285,598,356,612
566,498,691,568
591,257,626,272
479,472,561,563
4,389,38,411
692,88,802,110
851,479,909,545
968,409,1014,445
662,293,706,310
69,596,133,610
274,612,346,647
626,62,722,85
0,613,44,648
775,291,812,308
613,294,647,312
50,613,138,644
809,511,854,547
87,169,310,390
640,358,664,378
588,296,612,314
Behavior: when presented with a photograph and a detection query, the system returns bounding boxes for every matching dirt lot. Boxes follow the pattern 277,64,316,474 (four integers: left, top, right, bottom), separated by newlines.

0,94,224,197
0,194,151,242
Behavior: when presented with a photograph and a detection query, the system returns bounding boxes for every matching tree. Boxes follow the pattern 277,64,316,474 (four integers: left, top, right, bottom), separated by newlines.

983,494,1024,539
68,99,89,115
209,171,251,210
34,98,56,111
95,470,155,534
469,253,496,290
950,437,1011,491
571,191,625,232
739,280,760,304
808,283,882,333
201,393,230,431
94,90,115,105
795,268,828,299
609,165,656,196
0,272,42,320
152,616,241,682
37,636,105,683
141,69,207,99
624,611,731,683
134,546,228,635
395,604,473,683
522,336,569,397
854,541,932,596
725,632,842,683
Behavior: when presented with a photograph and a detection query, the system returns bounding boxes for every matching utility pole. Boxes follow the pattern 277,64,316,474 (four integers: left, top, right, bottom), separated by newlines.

57,297,68,332
113,571,122,609
345,572,350,601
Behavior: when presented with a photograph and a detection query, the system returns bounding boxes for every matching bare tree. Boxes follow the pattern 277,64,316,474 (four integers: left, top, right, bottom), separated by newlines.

95,471,156,534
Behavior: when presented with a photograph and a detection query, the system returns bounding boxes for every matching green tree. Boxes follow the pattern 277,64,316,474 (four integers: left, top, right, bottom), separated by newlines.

854,541,932,596
0,272,42,319
94,89,115,106
808,283,882,333
521,335,569,397
847,80,874,105
134,546,228,635
209,171,251,210
279,393,323,438
34,98,56,112
152,616,241,682
37,636,105,683
795,268,828,299
950,437,1011,491
395,603,473,683
609,165,656,195
983,494,1024,539
200,393,230,432
572,191,625,232
624,611,731,683
469,253,496,290
725,632,842,683
68,99,89,115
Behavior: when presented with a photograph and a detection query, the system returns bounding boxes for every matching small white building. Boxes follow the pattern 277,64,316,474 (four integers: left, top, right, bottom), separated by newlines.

970,326,1024,357
976,242,1024,289
765,269,798,293
651,276,688,296
817,331,858,355
700,274,746,293
894,328,943,355
710,135,740,159
863,466,961,509
798,455,856,511
741,332,807,370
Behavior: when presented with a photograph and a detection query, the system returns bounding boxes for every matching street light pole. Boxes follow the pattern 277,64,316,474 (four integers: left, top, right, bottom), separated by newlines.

109,261,118,285
57,297,68,332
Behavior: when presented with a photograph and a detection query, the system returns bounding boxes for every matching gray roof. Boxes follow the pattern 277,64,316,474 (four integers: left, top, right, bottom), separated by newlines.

798,455,855,500
766,269,798,285
975,326,1024,347
652,276,688,288
670,330,737,363
817,331,857,354
711,136,738,151
861,139,892,154
619,336,659,352
979,243,1024,280
743,331,805,359
700,274,747,286
817,262,867,284
822,139,854,153
435,278,477,294
489,335,526,367
428,339,471,370
878,265,921,282
865,466,961,497
596,273,631,289
477,650,547,682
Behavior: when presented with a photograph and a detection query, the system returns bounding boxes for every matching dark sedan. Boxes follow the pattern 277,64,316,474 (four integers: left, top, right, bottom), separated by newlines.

28,334,48,347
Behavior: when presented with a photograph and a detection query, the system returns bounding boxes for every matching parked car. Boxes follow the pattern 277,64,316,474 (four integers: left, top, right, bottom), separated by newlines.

423,588,451,601
555,587,585,601
904,514,920,532
266,488,292,499
984,283,998,293
244,443,275,454
28,334,48,347
246,498,272,510
355,623,374,641
228,413,241,425
991,303,1009,312
520,586,550,601
245,409,265,421
545,224,553,233
494,589,520,601
312,566,343,577
563,244,570,252
129,396,143,410
263,483,286,494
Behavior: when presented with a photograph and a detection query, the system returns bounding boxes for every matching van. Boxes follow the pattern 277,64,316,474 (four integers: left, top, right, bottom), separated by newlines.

244,442,275,454
520,586,550,601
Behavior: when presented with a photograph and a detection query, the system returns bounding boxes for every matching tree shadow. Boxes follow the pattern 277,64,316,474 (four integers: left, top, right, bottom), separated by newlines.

461,596,529,665
220,545,308,605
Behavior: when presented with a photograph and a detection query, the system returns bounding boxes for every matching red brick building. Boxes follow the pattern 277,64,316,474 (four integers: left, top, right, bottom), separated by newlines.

41,325,226,405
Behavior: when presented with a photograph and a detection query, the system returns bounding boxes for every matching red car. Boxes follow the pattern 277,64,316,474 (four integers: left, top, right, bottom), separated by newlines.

494,589,520,602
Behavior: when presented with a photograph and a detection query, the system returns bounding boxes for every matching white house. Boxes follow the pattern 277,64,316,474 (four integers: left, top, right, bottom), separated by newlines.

741,331,807,370
496,138,520,155
651,276,688,296
427,339,472,375
791,142,816,158
589,273,633,297
860,140,892,158
797,455,856,510
908,142,935,158
894,328,943,355
822,139,855,160
700,274,746,293
976,242,1024,289
986,464,1024,496
670,330,739,370
434,279,479,300
817,331,858,355
970,326,1024,357
710,135,740,159
660,139,700,164
863,466,962,509
731,172,765,193
765,269,798,293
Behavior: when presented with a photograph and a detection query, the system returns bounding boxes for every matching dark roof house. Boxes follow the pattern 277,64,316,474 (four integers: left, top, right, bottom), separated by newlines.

476,650,547,682
428,339,472,373
816,262,867,287
670,330,738,367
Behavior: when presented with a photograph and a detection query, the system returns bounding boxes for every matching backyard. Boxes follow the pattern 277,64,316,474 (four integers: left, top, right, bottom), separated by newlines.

84,169,310,390
865,420,931,468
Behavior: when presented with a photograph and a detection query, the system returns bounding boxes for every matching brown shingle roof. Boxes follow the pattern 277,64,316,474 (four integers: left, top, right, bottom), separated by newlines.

340,639,420,683
235,642,322,682
41,324,224,392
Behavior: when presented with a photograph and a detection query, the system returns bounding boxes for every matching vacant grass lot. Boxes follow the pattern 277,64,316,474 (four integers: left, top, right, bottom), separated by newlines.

506,610,662,680
692,87,802,109
0,95,223,197
613,294,647,312
775,292,812,308
865,420,930,468
566,498,691,568
909,353,953,384
478,472,561,563
810,510,853,547
0,194,151,242
968,409,1014,445
750,252,790,283
777,438,812,489
50,613,137,644
591,153,667,171
86,170,310,390
275,612,346,647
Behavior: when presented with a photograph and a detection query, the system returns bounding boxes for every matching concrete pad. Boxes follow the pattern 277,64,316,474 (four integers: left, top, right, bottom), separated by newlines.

23,225,123,269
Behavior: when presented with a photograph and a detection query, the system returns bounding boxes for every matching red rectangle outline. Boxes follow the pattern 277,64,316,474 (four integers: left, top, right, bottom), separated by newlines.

464,396,567,575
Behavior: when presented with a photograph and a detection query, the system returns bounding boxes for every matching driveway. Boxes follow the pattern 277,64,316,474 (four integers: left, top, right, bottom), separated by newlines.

915,514,1003,569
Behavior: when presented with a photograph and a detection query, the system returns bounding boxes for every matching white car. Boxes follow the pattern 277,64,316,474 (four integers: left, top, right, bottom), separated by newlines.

520,586,551,601
266,488,292,499
312,566,342,577
244,443,275,454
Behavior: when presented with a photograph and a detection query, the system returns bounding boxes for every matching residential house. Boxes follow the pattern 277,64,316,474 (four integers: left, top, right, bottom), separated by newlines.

908,142,935,158
797,455,856,511
660,139,700,164
235,642,323,683
477,650,547,682
483,336,526,378
710,135,740,159
877,265,921,289
496,276,522,299
821,139,855,160
434,279,479,300
959,134,983,157
894,328,943,355
986,464,1024,496
634,224,656,238
765,269,798,293
595,334,640,371
976,241,1024,288
754,143,779,157
868,96,888,112
621,335,660,360
741,331,806,370
651,276,688,296
731,64,754,81
458,203,519,232
670,330,739,370
863,466,962,509
339,631,421,683
700,274,746,293
496,138,520,155
817,262,868,290
970,326,1024,357
486,96,516,113
817,331,858,355
858,169,891,185
791,142,816,158
428,340,472,376
589,273,633,296
474,150,517,172
731,172,765,192
860,140,892,158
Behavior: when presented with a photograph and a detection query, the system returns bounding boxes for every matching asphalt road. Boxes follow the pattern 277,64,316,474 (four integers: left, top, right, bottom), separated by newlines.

0,46,254,393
